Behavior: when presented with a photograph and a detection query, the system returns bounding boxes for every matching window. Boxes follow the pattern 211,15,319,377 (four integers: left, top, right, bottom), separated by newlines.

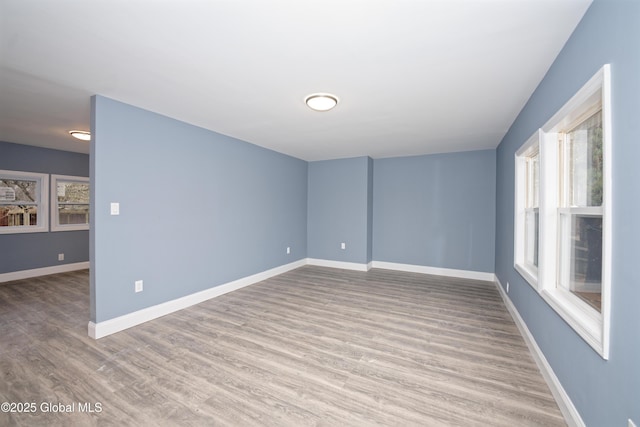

515,130,541,286
525,152,540,271
558,111,604,312
51,175,90,231
514,65,612,359
0,170,49,234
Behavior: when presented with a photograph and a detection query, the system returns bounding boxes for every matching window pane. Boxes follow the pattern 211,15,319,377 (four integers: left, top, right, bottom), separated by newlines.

568,111,603,207
0,206,38,227
559,213,602,312
526,153,539,208
58,204,89,225
525,210,539,268
523,150,539,271
0,171,47,233
0,178,38,227
52,177,89,230
57,182,89,204
0,179,38,203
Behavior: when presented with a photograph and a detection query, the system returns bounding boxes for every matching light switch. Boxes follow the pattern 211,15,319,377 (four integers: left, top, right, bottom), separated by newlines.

110,202,120,215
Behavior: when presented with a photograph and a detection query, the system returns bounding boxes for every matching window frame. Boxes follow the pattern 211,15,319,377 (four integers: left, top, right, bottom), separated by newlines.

0,169,49,234
514,65,612,359
50,174,90,232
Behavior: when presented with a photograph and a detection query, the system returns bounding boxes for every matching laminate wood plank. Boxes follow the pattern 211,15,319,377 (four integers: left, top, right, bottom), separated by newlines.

0,267,566,426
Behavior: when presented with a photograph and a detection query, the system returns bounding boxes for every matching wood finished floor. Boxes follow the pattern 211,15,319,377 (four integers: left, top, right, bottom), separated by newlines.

0,266,565,426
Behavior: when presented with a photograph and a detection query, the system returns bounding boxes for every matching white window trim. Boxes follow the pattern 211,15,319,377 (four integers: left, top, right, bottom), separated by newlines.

0,169,49,234
514,130,542,289
50,174,90,232
515,65,612,359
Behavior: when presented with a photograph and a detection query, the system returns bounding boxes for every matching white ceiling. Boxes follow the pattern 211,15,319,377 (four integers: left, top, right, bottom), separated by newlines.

0,0,591,161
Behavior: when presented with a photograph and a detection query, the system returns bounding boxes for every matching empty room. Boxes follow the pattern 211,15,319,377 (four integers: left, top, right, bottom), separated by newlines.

1,0,638,426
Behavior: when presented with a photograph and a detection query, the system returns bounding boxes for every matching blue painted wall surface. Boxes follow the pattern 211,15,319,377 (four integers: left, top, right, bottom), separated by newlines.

494,0,640,425
373,150,496,273
307,157,372,265
0,141,89,274
91,96,308,322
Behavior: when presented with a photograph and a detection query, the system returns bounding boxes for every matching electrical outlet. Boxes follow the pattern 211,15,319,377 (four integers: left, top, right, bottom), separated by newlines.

341,242,346,250
286,247,290,254
58,253,64,261
135,280,143,293
507,282,510,293
629,419,637,427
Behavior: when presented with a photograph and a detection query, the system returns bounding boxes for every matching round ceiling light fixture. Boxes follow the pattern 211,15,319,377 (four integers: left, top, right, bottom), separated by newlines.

69,130,91,141
305,93,339,112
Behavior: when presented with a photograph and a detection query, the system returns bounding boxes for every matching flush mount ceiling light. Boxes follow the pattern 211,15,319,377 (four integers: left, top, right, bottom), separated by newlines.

69,130,91,141
305,93,339,112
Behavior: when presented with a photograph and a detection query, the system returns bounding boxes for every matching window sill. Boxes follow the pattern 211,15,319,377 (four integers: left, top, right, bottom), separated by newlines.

0,226,48,235
51,224,89,232
540,287,607,359
515,263,538,290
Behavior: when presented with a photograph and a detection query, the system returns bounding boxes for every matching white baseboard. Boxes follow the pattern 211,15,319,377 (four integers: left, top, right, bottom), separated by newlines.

305,259,493,282
494,277,585,427
88,259,307,339
371,260,496,282
306,258,371,272
0,261,90,284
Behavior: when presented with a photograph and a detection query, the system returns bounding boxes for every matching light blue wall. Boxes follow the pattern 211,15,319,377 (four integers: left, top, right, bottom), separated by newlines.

307,156,372,265
91,96,308,322
0,141,89,274
373,150,496,273
494,0,640,425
